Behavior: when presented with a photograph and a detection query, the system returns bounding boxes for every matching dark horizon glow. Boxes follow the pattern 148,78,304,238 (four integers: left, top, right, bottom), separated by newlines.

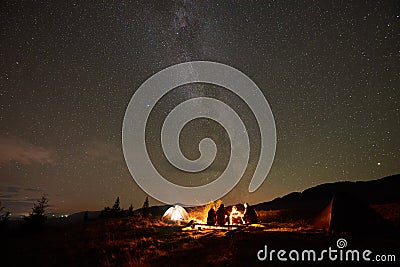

1,1,399,215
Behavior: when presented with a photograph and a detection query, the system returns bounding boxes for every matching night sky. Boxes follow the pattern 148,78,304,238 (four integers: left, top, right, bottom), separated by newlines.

1,1,399,215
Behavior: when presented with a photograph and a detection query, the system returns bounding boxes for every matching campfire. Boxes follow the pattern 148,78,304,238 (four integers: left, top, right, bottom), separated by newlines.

229,206,245,225
193,203,259,231
162,201,260,230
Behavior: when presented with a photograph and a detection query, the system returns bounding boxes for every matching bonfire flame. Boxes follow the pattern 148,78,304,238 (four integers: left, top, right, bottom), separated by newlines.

229,206,245,225
183,202,261,232
188,200,222,224
185,201,255,226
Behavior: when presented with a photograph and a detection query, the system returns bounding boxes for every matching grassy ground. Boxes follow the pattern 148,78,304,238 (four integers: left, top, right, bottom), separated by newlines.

1,216,399,267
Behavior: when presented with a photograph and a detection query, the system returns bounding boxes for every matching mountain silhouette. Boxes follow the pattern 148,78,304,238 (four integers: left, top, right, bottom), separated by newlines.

254,174,399,211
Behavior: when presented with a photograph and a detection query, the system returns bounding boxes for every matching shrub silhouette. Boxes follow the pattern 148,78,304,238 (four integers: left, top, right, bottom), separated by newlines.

0,202,10,229
127,204,134,216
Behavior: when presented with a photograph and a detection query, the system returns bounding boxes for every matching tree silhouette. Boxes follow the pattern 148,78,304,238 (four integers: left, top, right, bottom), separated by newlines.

0,201,10,228
142,196,150,217
127,204,134,216
100,197,124,218
24,196,49,229
112,197,121,213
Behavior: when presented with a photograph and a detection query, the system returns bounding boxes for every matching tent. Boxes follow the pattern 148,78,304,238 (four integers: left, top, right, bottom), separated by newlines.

310,192,392,235
162,205,189,221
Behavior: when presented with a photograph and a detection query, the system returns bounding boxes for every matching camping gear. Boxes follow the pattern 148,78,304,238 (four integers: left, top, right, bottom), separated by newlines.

162,205,189,221
310,192,392,235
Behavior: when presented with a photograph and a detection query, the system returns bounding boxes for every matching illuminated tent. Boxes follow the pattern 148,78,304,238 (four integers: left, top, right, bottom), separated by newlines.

310,192,391,235
162,205,189,221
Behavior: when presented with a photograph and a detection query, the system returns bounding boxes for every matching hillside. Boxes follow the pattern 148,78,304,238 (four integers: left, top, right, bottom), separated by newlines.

254,174,400,211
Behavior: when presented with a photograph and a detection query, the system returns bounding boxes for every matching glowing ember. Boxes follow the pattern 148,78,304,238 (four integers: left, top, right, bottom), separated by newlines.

229,206,245,225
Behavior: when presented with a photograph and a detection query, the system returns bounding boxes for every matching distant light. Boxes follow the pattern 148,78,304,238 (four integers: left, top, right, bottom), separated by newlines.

377,162,381,166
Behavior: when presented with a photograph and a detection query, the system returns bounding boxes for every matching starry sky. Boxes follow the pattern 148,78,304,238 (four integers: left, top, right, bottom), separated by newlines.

1,0,399,215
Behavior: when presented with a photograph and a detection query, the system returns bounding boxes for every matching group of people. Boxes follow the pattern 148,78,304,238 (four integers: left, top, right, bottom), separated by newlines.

206,203,258,226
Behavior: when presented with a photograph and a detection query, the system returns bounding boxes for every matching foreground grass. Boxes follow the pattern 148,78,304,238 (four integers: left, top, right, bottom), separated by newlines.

2,217,399,267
